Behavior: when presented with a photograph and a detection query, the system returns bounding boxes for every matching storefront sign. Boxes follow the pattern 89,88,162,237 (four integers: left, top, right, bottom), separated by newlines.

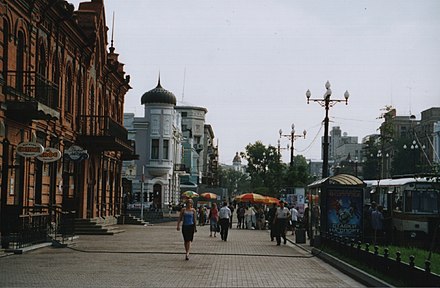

36,147,62,162
16,142,44,157
64,145,89,161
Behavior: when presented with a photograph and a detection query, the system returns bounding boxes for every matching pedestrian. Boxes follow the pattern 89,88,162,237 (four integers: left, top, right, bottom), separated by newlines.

371,205,384,244
273,200,290,245
176,199,197,260
209,202,219,237
256,206,266,230
198,206,205,226
228,203,235,229
290,205,299,236
367,201,377,241
219,201,232,241
244,206,252,229
303,206,310,240
267,203,277,241
237,205,245,229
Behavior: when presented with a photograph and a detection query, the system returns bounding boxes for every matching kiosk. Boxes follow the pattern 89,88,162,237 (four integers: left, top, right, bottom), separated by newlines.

307,174,365,246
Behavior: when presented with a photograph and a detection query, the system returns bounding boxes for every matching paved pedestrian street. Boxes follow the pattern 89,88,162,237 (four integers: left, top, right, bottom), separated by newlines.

0,222,364,287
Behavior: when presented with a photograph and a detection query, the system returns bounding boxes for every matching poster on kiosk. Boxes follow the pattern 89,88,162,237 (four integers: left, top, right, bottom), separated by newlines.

326,188,363,239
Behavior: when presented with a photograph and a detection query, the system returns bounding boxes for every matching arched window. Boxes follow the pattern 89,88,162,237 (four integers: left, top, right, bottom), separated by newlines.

37,44,47,103
37,44,46,76
2,19,9,81
16,31,25,92
65,68,72,113
52,54,60,108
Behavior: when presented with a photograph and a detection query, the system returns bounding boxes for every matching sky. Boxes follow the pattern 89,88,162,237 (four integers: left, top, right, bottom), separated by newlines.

70,0,440,165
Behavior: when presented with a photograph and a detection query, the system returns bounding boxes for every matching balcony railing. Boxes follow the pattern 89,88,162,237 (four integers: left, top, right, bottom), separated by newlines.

3,71,60,121
79,115,127,139
78,115,134,154
4,71,59,109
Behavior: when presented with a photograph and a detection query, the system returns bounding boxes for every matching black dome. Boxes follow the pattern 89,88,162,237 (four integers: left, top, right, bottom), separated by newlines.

141,79,176,105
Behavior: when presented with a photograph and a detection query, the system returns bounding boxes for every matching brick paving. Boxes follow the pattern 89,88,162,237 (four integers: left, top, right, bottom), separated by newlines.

0,221,364,287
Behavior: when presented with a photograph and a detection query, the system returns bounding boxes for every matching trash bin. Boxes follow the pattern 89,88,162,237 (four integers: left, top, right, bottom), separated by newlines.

295,228,306,243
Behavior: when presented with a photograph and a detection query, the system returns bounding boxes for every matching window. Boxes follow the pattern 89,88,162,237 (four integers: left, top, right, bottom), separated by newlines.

2,19,9,80
163,140,169,160
16,31,25,92
65,68,72,113
151,139,159,159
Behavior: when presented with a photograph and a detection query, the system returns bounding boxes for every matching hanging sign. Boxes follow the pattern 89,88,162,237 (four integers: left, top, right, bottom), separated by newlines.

64,145,89,161
37,147,62,163
16,142,44,157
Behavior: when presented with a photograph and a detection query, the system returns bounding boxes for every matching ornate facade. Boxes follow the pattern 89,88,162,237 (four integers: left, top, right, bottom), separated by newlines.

0,0,134,248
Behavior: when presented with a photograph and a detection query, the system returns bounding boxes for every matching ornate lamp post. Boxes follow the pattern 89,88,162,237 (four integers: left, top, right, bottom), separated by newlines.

279,123,306,167
277,139,290,158
403,140,425,174
306,81,349,178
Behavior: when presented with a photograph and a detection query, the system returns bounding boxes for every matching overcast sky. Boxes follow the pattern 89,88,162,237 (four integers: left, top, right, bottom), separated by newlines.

70,0,440,164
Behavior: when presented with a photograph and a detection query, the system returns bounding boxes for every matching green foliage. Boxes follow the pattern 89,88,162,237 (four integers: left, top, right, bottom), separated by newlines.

217,166,250,195
241,141,311,197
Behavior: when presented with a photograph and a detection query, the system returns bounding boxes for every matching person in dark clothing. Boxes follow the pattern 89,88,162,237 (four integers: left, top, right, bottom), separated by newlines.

273,201,290,245
228,203,235,229
219,202,232,241
267,203,277,241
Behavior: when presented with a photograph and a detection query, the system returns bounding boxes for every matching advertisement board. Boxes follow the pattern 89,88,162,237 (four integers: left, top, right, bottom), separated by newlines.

326,188,363,239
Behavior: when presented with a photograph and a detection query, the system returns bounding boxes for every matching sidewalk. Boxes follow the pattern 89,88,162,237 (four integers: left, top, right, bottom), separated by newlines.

0,221,366,287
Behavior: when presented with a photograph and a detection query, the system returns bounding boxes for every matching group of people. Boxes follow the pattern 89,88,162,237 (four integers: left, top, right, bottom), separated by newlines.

176,198,305,260
267,201,300,245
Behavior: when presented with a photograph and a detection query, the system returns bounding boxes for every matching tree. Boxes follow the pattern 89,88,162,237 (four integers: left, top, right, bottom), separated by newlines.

240,141,310,197
240,141,283,196
282,155,309,186
217,166,250,196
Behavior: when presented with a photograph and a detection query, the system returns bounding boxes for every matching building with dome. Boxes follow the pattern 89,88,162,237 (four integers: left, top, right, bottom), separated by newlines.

232,152,245,173
125,78,182,210
124,79,220,211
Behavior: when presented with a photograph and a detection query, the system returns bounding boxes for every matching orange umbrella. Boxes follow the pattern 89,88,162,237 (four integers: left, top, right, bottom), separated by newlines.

257,196,280,205
182,191,199,198
235,193,265,203
200,192,218,200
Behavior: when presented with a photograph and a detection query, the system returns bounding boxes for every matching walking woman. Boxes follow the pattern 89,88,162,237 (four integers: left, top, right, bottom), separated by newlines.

177,199,197,260
209,202,219,237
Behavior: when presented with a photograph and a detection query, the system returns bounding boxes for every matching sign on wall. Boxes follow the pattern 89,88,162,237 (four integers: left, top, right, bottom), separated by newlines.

16,142,44,157
64,145,89,161
36,147,62,163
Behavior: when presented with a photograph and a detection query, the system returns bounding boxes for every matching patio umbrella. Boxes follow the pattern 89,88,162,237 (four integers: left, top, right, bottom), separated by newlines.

200,192,218,200
234,193,265,203
257,196,280,205
182,191,199,198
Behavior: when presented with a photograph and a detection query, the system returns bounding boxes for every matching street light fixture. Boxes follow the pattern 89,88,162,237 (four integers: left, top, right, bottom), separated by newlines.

306,81,349,178
279,123,306,167
403,140,426,174
277,139,290,158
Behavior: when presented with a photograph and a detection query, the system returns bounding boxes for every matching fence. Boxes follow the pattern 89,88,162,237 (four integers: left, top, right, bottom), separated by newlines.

321,233,440,287
1,205,75,249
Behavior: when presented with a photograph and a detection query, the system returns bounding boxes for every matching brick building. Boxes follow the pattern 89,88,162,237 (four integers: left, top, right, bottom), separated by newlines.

0,0,135,248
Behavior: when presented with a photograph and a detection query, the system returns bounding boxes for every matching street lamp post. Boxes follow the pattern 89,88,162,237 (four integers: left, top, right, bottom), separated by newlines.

349,157,359,177
403,140,426,174
277,139,290,159
279,124,306,167
306,81,349,178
